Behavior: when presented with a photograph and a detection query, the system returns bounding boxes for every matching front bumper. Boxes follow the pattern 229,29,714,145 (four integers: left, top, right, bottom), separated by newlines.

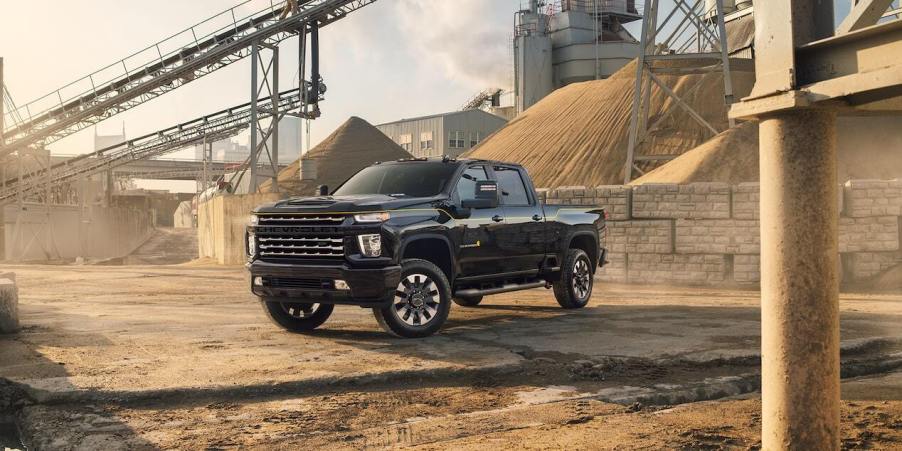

247,260,401,307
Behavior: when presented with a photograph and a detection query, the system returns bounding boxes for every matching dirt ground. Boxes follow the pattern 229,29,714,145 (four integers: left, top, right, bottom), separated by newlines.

1,264,901,450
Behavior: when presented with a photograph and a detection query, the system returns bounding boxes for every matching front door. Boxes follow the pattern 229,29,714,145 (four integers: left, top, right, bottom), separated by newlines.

454,165,506,277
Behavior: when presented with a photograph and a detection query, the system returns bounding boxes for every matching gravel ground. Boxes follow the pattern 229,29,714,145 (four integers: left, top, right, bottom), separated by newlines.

1,263,900,449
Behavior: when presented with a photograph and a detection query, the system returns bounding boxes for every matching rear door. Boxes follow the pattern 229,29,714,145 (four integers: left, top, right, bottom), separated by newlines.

494,165,547,274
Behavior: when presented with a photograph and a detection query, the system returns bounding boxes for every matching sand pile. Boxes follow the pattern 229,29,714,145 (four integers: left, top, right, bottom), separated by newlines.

631,121,759,184
261,117,411,195
632,116,902,184
464,59,756,188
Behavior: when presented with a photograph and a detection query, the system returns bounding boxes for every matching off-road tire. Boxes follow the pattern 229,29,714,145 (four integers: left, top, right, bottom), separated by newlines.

452,295,484,307
262,299,334,332
553,248,593,309
374,259,452,338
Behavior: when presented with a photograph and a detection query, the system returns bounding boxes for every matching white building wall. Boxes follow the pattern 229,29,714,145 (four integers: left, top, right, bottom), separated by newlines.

377,110,508,159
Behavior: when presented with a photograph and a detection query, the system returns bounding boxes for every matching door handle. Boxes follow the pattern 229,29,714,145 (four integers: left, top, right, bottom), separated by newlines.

532,214,542,221
492,215,504,223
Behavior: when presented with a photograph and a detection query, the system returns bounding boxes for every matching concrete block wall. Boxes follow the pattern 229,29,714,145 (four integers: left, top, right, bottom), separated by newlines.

198,193,282,265
843,180,902,218
632,183,731,219
540,180,902,287
1,203,154,262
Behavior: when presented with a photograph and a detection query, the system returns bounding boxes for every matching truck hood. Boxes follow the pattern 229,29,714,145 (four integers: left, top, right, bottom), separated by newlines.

254,194,444,214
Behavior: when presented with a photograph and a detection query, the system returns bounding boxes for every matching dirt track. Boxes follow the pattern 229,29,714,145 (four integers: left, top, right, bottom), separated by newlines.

1,264,901,449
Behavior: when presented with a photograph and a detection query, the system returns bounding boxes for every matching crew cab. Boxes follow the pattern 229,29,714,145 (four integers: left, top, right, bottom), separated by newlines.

247,157,607,338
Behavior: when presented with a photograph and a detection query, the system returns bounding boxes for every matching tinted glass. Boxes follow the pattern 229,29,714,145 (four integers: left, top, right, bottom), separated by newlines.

495,167,530,206
333,163,459,197
456,166,489,201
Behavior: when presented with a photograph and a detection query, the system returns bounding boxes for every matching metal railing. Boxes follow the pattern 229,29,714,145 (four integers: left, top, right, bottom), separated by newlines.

0,89,303,202
1,0,377,155
549,0,643,16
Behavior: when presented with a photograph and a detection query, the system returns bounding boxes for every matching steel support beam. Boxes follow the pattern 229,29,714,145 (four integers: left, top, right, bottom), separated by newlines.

837,0,895,34
248,41,281,194
623,0,735,183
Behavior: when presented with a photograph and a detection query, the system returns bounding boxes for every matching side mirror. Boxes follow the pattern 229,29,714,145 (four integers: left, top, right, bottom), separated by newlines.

461,180,499,209
317,185,329,196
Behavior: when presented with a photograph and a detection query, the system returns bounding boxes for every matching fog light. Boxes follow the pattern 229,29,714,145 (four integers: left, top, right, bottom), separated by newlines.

357,234,382,257
253,276,263,286
334,279,350,291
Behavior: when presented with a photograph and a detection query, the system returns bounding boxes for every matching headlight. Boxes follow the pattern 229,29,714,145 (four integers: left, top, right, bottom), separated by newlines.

357,234,382,257
354,212,390,223
249,215,259,226
247,233,257,257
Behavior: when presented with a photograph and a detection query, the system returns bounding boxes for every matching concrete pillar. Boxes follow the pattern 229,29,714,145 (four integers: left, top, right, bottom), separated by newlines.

759,109,840,450
0,272,18,334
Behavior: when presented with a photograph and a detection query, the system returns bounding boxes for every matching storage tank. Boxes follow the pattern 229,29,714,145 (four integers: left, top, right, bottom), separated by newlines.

704,0,737,19
514,9,553,113
299,158,318,181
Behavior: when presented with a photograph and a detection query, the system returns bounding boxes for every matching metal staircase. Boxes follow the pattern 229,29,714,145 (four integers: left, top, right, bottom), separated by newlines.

0,89,303,202
0,0,377,157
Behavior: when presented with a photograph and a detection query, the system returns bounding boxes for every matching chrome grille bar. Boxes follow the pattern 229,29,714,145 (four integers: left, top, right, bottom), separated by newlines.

257,214,347,259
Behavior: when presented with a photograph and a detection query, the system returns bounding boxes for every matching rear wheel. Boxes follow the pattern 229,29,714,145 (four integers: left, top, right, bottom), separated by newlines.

374,259,451,338
452,295,483,307
553,249,593,309
261,299,334,332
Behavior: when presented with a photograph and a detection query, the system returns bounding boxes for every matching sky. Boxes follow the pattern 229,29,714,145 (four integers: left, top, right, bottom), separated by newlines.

0,0,526,189
0,1,861,192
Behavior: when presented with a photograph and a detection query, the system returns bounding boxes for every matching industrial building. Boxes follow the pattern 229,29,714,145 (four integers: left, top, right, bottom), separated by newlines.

193,116,302,164
375,109,508,158
514,0,643,113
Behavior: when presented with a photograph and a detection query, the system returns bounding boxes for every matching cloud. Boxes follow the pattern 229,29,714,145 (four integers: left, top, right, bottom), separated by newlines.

394,0,513,91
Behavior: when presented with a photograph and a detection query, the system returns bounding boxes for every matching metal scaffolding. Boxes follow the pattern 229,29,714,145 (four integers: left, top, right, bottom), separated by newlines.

0,90,304,203
0,0,377,158
622,0,735,183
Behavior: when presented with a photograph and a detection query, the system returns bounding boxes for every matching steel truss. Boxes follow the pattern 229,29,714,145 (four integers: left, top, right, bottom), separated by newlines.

0,0,377,157
0,89,303,203
622,0,735,183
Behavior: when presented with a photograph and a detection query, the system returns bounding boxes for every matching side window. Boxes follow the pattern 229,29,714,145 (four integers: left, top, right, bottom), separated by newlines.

495,166,531,206
456,166,489,202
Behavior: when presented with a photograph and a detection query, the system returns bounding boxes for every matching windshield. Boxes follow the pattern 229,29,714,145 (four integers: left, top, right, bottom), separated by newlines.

333,162,460,197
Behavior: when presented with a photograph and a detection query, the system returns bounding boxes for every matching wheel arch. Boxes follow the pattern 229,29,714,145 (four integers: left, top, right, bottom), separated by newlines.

400,234,456,282
567,232,599,271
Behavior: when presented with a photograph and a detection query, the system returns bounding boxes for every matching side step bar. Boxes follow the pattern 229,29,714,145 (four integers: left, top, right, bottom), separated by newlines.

455,281,548,298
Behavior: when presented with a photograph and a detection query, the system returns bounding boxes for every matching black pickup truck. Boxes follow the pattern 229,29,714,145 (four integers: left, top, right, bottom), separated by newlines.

247,157,607,338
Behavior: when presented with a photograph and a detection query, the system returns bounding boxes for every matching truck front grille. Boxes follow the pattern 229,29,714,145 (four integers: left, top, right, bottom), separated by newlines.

256,214,347,260
258,235,344,259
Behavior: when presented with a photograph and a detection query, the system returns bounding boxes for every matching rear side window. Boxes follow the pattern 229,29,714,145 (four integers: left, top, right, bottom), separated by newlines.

495,166,531,206
456,166,489,201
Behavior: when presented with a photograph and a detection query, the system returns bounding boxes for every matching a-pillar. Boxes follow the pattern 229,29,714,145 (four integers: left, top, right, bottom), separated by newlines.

759,108,840,449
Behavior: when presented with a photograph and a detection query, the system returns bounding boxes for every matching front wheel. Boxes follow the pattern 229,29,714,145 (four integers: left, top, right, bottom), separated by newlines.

374,259,451,338
261,299,334,332
553,249,593,309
